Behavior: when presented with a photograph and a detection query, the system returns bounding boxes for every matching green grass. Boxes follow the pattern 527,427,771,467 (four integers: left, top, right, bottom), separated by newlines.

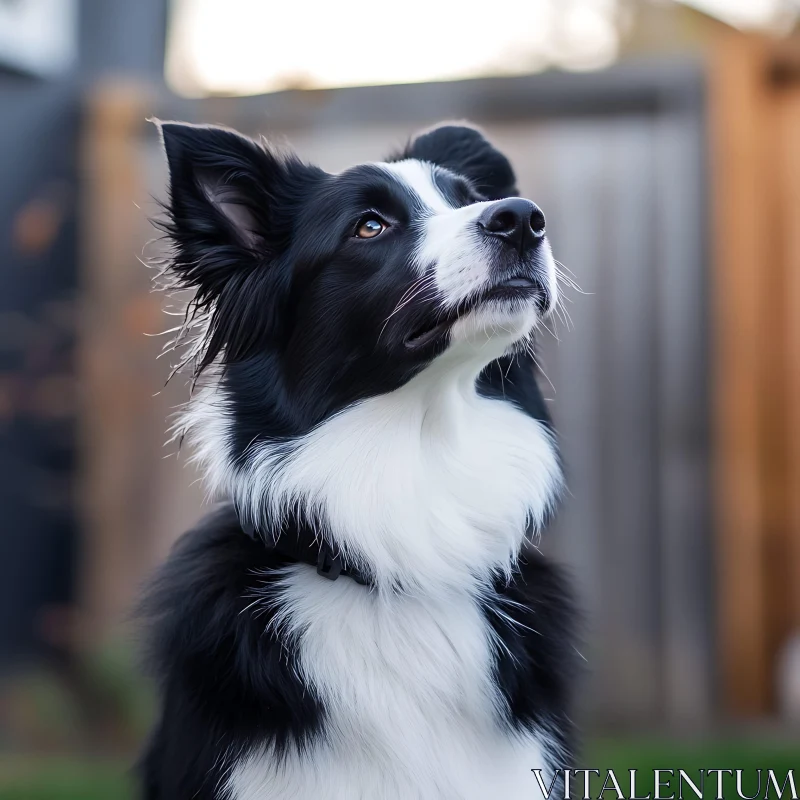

0,739,797,799
587,738,799,798
0,758,132,800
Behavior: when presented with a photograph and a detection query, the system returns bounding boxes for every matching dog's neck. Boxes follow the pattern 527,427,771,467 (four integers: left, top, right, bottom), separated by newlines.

181,346,561,594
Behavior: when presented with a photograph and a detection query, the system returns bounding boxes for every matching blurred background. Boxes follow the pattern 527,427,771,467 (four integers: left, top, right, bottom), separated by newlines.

1,0,799,796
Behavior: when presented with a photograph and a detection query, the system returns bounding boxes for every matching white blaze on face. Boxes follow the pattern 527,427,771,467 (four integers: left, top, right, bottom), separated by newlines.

379,159,557,348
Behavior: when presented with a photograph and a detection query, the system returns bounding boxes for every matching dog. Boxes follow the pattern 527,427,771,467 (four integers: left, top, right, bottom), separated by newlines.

139,120,578,799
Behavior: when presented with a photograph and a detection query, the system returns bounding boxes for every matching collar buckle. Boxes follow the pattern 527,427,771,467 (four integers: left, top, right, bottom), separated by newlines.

316,543,343,581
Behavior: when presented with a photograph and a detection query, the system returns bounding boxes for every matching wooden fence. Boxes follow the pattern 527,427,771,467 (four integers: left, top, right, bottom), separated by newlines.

76,44,800,726
711,33,800,717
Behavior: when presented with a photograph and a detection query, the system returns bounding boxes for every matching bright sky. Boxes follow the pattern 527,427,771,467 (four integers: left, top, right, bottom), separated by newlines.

166,0,621,96
680,0,794,28
166,0,796,97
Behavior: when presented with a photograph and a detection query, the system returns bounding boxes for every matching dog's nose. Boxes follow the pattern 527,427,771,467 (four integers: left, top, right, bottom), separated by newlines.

477,198,545,253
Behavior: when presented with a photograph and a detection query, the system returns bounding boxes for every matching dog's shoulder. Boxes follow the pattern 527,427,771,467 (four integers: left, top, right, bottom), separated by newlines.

140,502,259,619
485,546,580,761
137,503,322,797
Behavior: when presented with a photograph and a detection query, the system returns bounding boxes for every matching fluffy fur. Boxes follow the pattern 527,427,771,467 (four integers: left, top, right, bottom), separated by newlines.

139,120,579,799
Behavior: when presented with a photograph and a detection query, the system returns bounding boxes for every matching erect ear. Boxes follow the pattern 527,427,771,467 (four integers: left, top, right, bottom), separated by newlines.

154,120,306,295
393,123,518,200
153,121,321,371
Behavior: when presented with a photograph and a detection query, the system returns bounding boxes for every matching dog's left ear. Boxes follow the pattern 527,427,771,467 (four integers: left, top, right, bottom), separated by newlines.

393,123,518,200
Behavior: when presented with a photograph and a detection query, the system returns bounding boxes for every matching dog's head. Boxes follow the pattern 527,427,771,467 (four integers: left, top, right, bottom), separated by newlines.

157,121,557,429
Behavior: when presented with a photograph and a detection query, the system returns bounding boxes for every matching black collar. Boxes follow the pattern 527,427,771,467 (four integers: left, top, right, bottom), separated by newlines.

239,515,369,586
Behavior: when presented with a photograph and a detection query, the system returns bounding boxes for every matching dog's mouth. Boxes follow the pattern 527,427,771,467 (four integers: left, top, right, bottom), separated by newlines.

403,275,546,351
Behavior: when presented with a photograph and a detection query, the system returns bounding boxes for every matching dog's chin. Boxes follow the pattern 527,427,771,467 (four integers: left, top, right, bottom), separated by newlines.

448,297,540,356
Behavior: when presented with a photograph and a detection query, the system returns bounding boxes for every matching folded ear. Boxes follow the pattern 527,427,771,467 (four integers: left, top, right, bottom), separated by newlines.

153,121,320,372
394,123,518,200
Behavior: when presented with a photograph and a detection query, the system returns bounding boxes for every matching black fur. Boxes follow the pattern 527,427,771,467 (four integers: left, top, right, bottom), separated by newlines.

138,505,324,798
488,549,579,769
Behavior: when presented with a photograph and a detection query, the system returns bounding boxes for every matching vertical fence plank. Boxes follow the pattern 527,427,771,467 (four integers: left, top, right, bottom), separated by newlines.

655,103,713,724
775,60,800,640
601,117,663,720
535,121,615,723
77,81,157,641
709,34,772,714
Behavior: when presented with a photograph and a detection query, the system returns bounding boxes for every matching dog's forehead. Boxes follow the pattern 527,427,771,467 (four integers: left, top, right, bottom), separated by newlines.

379,160,453,214
333,159,456,215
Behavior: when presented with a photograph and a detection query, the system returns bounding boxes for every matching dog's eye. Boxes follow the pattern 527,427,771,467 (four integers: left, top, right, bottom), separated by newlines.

355,217,387,239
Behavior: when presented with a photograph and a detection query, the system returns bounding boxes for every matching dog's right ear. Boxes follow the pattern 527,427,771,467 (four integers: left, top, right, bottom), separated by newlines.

153,121,321,371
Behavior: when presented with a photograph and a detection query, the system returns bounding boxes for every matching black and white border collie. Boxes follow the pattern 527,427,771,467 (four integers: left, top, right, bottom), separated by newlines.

139,120,578,799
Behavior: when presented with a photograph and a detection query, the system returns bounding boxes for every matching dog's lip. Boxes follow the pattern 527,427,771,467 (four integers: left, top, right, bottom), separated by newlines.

495,276,537,290
404,318,454,351
403,276,542,351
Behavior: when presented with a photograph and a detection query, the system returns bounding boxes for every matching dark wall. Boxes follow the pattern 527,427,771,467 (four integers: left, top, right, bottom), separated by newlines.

78,0,167,79
0,76,81,666
0,0,168,668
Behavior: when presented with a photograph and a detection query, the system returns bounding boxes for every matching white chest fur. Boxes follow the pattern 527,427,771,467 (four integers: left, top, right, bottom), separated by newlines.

227,566,553,800
225,351,562,592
